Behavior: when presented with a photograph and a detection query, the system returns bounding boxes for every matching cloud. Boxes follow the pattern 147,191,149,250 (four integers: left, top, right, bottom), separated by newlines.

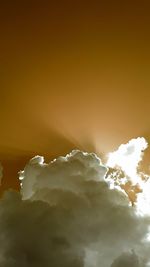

0,140,150,266
19,150,107,200
111,250,144,267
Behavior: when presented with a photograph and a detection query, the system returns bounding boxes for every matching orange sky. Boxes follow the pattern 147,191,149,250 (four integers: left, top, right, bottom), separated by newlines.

0,1,150,192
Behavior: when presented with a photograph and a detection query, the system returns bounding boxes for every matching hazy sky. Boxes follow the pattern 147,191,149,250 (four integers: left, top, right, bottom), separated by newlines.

0,0,150,191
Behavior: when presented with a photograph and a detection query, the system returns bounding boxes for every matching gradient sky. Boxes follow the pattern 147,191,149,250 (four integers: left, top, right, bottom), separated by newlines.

0,0,150,192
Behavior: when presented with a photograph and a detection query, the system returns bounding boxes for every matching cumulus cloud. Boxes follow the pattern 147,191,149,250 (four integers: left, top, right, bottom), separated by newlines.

0,138,150,266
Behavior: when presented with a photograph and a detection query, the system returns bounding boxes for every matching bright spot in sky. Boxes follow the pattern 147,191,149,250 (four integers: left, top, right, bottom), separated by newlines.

107,137,150,216
107,137,147,184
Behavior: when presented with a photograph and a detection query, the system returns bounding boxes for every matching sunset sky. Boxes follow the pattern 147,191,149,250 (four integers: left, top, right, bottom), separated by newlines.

1,0,150,192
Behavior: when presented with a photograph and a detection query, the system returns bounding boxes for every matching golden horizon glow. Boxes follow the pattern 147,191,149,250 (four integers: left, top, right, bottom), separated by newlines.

1,1,150,192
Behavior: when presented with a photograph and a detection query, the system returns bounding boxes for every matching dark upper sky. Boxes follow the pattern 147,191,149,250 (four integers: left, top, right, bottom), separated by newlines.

0,0,150,192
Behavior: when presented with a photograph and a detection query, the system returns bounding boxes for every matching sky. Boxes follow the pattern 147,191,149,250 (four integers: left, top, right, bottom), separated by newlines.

0,0,150,192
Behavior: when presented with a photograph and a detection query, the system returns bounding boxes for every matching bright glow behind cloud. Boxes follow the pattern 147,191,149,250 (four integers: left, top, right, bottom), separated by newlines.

107,137,148,185
106,137,150,215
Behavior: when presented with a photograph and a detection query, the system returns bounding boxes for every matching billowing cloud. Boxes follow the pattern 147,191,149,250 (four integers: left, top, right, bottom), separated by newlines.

0,139,150,266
